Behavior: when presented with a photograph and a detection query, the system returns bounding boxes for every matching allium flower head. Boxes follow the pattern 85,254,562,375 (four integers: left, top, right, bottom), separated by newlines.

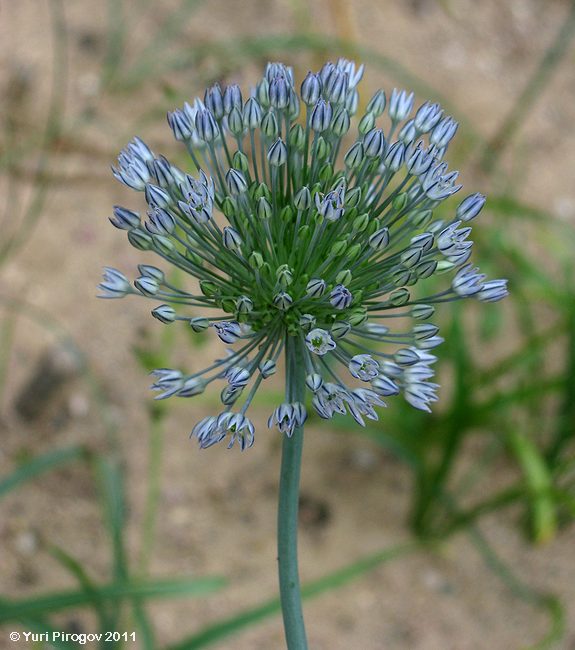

100,59,507,450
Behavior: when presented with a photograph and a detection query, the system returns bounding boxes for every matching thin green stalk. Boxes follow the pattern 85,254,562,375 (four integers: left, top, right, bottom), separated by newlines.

479,0,575,172
277,335,308,649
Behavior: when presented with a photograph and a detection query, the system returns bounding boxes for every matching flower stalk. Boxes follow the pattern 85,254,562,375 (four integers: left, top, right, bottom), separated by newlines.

278,334,308,649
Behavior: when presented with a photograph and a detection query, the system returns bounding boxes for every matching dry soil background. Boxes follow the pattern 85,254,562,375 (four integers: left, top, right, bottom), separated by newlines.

1,1,575,649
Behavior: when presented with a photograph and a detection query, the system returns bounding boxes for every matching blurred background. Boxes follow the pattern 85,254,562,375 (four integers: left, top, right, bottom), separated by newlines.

1,1,575,648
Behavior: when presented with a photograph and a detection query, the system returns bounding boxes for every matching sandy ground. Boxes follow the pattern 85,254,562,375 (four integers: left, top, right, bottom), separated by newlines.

1,0,575,648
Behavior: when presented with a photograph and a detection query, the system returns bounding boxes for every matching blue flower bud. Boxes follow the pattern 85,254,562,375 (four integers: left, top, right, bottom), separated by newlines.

98,267,131,299
223,84,242,114
152,304,176,323
330,284,352,310
267,138,288,166
395,348,420,366
190,317,210,332
151,157,174,187
344,142,364,169
214,321,242,344
299,313,316,330
301,72,321,105
306,373,323,392
222,226,242,252
412,304,435,320
363,128,386,158
259,359,277,378
236,295,254,313
414,323,440,341
371,375,400,396
226,168,247,195
242,97,262,130
476,279,508,303
383,141,405,171
369,227,390,251
134,276,159,296
430,116,458,148
178,377,207,397
167,109,193,141
110,206,140,230
194,108,219,141
269,74,290,109
204,82,224,119
388,89,414,121
138,265,164,282
145,184,171,208
310,99,332,132
226,366,251,388
324,69,348,104
452,264,485,297
366,89,386,116
456,193,486,221
398,119,417,144
414,101,443,133
145,207,175,235
274,291,293,310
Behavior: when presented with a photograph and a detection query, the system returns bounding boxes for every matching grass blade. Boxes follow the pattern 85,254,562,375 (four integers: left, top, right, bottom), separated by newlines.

507,431,557,543
166,542,419,650
0,446,88,498
0,577,225,623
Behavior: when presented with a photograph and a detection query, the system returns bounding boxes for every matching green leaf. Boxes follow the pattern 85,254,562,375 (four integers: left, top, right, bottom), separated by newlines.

0,577,224,623
166,542,419,650
0,446,88,498
507,431,557,543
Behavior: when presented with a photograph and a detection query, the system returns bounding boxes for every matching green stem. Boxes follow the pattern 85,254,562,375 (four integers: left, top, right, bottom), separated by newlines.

277,336,308,649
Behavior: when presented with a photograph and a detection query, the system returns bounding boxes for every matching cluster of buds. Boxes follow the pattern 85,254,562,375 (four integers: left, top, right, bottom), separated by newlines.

100,59,507,450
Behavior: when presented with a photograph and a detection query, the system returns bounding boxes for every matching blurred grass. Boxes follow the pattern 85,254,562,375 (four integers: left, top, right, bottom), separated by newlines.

1,0,575,647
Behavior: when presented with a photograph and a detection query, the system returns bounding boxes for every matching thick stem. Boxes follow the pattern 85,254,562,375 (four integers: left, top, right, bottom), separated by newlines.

277,335,308,649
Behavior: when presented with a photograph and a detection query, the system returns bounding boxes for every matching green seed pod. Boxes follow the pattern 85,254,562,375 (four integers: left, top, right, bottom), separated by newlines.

358,112,375,134
331,321,351,339
257,197,272,220
410,209,433,228
153,235,175,255
289,123,305,150
336,269,352,285
221,197,236,218
330,239,348,257
233,150,249,173
190,317,209,332
392,192,408,212
348,307,368,326
315,136,329,160
346,243,362,262
200,280,218,297
352,213,369,232
249,251,264,269
319,162,334,182
389,288,410,306
253,182,271,201
127,229,153,251
345,187,362,209
221,297,236,313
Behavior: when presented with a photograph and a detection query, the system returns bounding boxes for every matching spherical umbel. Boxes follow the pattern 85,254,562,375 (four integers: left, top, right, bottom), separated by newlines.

100,58,508,450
